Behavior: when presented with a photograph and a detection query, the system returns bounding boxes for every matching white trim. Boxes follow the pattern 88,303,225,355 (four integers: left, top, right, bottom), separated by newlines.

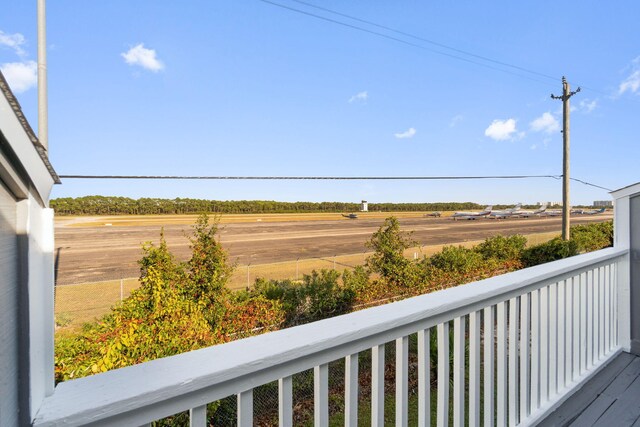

33,248,626,426
0,89,55,204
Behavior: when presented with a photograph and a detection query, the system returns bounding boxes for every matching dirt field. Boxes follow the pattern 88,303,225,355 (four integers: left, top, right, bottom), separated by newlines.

55,212,613,286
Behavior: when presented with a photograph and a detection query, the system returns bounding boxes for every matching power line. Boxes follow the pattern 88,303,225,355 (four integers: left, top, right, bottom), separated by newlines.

59,174,612,191
256,0,558,87
570,178,612,192
60,174,559,180
290,0,558,82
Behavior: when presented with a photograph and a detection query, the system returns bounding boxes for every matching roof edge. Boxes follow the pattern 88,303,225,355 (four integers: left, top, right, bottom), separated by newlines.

0,71,60,184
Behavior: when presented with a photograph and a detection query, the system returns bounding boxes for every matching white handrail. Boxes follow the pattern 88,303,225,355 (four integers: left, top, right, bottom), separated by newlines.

34,247,626,426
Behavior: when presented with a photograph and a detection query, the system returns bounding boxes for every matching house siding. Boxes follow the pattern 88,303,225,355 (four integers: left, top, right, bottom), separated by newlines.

0,180,19,426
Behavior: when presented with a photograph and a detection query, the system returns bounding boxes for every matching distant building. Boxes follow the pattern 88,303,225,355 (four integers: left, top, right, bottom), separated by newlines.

538,201,562,207
361,200,368,212
593,200,613,207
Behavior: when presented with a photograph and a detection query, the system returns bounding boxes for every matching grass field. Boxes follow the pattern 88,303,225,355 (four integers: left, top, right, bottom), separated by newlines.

54,230,560,333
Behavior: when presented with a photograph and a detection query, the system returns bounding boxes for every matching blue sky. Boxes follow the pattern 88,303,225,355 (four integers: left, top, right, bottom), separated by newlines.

1,1,639,205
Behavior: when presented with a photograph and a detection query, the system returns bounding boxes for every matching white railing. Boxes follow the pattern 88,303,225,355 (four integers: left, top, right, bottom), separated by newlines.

34,247,626,427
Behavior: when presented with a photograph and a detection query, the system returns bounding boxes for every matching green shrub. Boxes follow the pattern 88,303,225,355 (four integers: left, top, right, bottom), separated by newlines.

253,269,355,326
428,245,483,274
521,237,579,267
571,221,613,252
475,234,527,262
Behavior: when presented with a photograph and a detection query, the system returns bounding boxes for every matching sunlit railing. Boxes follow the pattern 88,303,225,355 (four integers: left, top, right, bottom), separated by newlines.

34,247,626,426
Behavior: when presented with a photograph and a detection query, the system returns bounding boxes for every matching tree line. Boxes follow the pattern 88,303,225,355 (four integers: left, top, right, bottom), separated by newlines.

50,196,484,215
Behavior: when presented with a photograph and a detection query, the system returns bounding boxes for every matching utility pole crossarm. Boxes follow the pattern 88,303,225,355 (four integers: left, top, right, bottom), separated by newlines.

551,76,580,241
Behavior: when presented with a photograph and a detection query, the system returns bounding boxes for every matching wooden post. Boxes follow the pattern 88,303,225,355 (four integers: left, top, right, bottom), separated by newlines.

552,77,580,241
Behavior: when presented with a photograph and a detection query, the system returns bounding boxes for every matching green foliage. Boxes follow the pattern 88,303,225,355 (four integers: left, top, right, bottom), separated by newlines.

253,269,355,326
571,221,613,252
366,217,416,287
50,195,482,216
521,237,579,267
184,215,234,300
55,214,283,383
428,245,483,274
475,234,527,262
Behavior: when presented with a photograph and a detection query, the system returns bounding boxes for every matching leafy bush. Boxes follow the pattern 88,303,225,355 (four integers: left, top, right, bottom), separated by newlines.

571,221,613,252
428,245,484,274
475,234,527,262
521,237,579,267
365,217,416,287
253,269,355,326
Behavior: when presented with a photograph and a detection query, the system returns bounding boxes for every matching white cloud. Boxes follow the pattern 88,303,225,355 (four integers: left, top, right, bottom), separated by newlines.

484,118,518,141
449,114,463,127
348,91,368,103
619,57,640,95
0,61,37,93
530,112,560,134
121,44,164,72
394,127,416,139
0,30,26,57
578,99,597,113
530,144,538,150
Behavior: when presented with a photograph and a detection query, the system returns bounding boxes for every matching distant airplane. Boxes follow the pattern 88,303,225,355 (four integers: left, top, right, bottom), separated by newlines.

489,203,522,219
424,212,442,217
452,206,492,220
583,207,607,215
342,213,358,219
517,206,547,218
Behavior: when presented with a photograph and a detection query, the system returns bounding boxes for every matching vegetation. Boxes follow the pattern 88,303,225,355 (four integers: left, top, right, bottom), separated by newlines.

51,195,485,215
54,217,613,423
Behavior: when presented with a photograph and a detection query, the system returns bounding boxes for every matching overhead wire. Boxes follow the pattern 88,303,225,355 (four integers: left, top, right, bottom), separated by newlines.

289,0,558,82
256,0,558,88
59,174,560,180
259,0,618,96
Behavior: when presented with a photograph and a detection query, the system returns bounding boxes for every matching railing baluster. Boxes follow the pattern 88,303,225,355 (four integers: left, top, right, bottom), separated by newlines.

565,277,573,385
540,286,549,404
549,283,558,397
314,364,328,426
396,336,409,427
508,297,519,426
587,270,594,368
572,275,580,380
189,405,207,427
278,376,293,427
418,329,431,427
484,306,495,427
599,267,605,358
469,312,481,427
237,390,253,427
437,322,450,427
580,272,587,373
611,263,620,346
497,302,507,427
594,268,600,360
372,344,385,427
345,354,358,427
558,280,566,392
453,317,465,427
313,363,329,427
604,265,611,353
530,290,540,411
520,293,530,420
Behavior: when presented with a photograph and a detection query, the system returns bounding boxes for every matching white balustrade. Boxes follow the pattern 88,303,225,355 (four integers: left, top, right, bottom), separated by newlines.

33,247,626,426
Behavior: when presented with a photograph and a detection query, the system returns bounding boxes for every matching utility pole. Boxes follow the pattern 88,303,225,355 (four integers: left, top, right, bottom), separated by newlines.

551,77,580,240
37,0,48,151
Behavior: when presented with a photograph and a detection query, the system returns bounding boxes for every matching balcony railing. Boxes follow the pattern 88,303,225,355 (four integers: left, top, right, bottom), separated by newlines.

34,246,627,426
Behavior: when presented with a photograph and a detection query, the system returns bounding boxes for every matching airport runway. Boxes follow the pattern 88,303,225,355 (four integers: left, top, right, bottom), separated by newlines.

54,213,612,285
